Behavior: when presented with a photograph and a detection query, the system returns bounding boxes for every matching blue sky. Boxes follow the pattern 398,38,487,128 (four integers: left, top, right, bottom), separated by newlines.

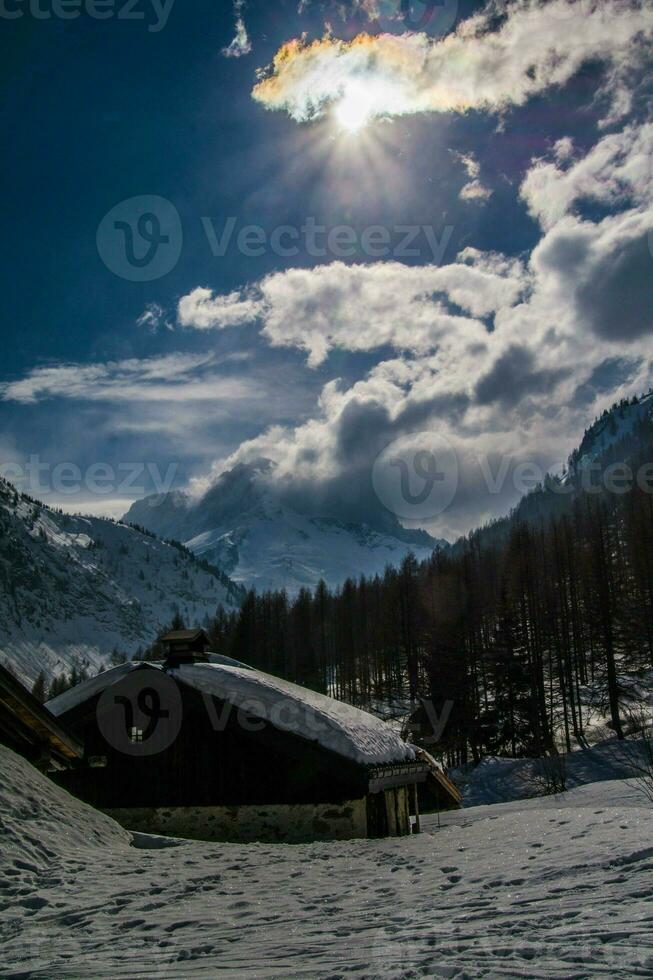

2,0,652,537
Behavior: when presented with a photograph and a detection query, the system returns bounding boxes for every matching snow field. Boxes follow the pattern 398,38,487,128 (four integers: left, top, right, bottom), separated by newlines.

1,745,653,978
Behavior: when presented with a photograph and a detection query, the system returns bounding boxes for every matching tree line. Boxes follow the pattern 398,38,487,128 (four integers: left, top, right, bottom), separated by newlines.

38,472,652,765
201,445,653,767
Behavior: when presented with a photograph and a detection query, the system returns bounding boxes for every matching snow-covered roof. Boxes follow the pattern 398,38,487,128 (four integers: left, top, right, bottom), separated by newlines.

173,662,415,766
46,659,415,766
46,663,161,717
206,653,253,670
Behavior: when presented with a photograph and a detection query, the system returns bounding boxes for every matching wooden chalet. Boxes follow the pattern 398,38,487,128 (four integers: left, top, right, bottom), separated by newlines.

0,663,82,770
46,630,460,843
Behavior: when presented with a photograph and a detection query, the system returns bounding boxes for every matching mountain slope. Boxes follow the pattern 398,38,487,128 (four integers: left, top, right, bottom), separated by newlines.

571,390,653,470
453,390,653,555
0,478,243,687
124,461,443,595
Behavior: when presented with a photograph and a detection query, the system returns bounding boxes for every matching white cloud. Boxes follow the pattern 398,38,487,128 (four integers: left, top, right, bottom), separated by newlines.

177,286,264,330
257,262,487,367
459,180,493,203
521,122,653,229
453,151,493,203
253,0,652,125
136,303,172,332
514,119,653,344
223,0,252,58
178,257,527,367
527,207,653,341
554,136,575,163
0,354,258,405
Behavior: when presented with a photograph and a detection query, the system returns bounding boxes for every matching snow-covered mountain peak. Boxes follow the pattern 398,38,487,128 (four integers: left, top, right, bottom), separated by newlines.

124,459,444,595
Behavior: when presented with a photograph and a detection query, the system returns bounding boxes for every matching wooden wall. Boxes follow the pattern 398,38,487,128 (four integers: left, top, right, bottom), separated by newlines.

54,676,369,810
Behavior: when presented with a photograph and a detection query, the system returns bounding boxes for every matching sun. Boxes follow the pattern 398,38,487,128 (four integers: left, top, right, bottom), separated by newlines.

333,82,377,134
335,95,373,133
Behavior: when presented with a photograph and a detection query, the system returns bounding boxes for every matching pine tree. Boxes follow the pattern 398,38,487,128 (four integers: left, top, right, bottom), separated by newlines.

31,671,46,703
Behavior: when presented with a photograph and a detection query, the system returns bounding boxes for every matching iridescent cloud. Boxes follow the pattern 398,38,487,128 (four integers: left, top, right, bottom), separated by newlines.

253,1,652,125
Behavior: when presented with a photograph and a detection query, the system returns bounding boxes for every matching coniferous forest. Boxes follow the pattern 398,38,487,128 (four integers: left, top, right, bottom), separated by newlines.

200,420,653,767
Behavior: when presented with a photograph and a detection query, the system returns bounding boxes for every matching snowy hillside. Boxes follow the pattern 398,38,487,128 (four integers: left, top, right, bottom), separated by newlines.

572,390,653,470
2,742,652,977
449,390,653,558
0,478,242,687
124,460,442,595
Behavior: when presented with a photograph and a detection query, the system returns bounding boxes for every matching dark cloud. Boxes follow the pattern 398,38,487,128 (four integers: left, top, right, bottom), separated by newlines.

280,461,438,545
475,344,569,408
575,233,653,341
335,398,393,468
396,392,471,432
535,224,592,276
572,356,642,407
273,388,473,542
334,390,470,469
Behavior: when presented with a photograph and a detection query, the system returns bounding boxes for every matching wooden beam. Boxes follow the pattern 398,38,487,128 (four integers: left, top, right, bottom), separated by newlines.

369,770,428,792
412,781,421,834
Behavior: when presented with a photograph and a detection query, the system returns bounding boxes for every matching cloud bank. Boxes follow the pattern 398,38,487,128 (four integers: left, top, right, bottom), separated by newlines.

8,10,653,538
8,108,652,536
253,0,652,125
178,112,653,537
177,254,527,367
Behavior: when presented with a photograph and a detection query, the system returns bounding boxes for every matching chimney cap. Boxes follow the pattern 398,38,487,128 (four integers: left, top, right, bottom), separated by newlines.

162,628,209,664
162,628,208,645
